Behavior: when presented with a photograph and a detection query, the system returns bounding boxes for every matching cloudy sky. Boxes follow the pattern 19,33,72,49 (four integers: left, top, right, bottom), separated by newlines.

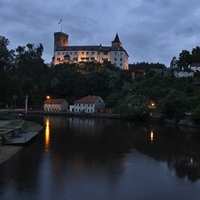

1,0,200,67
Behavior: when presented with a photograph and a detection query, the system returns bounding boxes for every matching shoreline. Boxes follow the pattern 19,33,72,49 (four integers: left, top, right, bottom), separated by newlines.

0,122,43,165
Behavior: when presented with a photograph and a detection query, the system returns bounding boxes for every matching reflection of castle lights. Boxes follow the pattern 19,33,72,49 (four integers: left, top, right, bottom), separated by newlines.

45,117,50,151
190,158,193,164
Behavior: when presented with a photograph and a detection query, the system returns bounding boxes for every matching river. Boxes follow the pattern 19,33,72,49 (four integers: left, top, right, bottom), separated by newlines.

1,115,200,200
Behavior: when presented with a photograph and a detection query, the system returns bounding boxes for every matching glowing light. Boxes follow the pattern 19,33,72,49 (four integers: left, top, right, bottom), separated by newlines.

190,158,193,164
150,130,154,141
45,117,50,151
47,96,50,99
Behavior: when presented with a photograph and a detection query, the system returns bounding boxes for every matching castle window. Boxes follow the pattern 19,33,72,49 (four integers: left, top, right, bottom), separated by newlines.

58,52,60,55
82,52,84,54
86,52,89,55
92,52,94,54
57,58,60,61
63,39,65,43
120,63,122,66
120,58,122,61
115,52,117,55
114,58,117,61
103,52,108,55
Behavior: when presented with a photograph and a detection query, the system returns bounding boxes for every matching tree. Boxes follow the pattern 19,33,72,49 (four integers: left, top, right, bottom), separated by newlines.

191,105,200,125
14,43,48,112
117,94,150,120
191,46,200,63
158,89,189,122
177,50,192,69
0,36,16,106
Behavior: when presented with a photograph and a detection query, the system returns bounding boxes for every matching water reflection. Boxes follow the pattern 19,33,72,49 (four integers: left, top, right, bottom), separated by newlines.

45,117,50,151
150,129,154,146
1,116,200,199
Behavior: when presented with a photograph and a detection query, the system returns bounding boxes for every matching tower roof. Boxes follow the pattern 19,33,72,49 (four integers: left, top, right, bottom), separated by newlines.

112,33,121,43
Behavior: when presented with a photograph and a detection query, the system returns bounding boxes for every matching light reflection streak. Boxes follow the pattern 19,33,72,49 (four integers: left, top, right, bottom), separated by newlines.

150,129,154,146
45,117,50,151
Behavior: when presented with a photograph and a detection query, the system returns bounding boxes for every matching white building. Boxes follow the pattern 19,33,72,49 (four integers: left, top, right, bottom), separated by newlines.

73,95,105,113
52,32,129,70
190,63,200,72
174,67,194,78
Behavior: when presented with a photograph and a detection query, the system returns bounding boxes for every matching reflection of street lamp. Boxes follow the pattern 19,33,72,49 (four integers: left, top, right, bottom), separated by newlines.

45,117,50,151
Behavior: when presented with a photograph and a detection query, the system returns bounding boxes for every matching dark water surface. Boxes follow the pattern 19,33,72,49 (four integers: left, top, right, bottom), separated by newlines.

1,115,200,200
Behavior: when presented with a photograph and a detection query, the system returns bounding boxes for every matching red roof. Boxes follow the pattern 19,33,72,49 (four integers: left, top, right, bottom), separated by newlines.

44,99,66,104
74,96,101,103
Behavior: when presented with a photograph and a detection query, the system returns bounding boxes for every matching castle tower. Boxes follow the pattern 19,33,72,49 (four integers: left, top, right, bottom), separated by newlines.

111,33,122,47
54,32,69,51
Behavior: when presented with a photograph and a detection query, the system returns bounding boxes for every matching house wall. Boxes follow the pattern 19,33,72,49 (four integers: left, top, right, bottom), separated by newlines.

190,66,200,71
174,71,194,78
44,101,68,112
74,103,95,113
53,49,127,69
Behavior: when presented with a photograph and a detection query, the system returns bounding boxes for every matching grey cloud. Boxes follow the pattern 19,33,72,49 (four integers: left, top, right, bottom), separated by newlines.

1,0,200,66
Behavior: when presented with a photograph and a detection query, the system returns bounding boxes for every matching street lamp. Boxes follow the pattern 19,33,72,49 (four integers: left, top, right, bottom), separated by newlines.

46,96,51,111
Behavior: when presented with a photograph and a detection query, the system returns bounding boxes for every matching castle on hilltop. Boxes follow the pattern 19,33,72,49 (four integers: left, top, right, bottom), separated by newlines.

52,32,129,69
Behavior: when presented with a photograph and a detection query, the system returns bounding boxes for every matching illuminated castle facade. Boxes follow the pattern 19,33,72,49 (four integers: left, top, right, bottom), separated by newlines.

52,32,129,70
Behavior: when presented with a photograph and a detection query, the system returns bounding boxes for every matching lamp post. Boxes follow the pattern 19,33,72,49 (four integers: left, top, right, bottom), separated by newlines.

46,96,51,111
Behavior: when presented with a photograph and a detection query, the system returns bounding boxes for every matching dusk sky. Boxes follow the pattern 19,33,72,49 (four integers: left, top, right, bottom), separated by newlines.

1,0,200,67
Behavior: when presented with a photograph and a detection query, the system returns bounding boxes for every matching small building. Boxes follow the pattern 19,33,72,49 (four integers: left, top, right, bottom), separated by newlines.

190,63,200,72
174,67,194,78
73,95,105,113
44,99,68,112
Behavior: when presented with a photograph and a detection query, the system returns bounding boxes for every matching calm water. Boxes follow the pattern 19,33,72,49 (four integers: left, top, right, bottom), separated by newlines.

1,115,200,200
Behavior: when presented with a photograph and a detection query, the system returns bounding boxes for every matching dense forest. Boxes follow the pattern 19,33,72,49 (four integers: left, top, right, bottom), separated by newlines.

1,36,200,124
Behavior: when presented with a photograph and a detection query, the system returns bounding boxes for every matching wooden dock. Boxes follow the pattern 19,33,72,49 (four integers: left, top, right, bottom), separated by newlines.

1,132,39,145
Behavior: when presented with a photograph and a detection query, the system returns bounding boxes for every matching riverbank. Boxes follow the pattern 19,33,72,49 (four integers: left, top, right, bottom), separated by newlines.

0,121,43,165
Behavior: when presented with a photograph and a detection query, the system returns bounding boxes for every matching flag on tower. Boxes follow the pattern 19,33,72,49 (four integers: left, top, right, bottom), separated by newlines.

58,19,62,24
